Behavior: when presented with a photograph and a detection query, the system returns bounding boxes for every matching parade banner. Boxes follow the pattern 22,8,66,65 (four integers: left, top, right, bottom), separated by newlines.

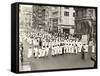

70,29,74,34
81,35,88,44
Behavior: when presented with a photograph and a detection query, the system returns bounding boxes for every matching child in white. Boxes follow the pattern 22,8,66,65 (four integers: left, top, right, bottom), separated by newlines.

34,47,38,58
51,46,55,56
74,44,78,54
27,47,33,58
77,41,83,53
71,44,74,53
45,45,49,56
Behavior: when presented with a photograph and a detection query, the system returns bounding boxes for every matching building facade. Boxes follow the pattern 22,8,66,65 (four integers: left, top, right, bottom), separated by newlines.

59,7,75,34
75,7,96,37
19,5,33,29
19,5,76,35
49,6,75,34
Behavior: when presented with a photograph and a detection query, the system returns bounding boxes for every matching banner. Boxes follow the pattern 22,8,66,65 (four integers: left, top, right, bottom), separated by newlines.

70,29,74,34
81,35,88,44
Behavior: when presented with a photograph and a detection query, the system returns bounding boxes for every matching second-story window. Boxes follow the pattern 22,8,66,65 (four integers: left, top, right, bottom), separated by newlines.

73,13,75,17
64,12,69,16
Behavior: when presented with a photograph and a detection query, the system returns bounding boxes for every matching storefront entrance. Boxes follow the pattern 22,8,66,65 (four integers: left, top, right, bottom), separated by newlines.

63,28,69,34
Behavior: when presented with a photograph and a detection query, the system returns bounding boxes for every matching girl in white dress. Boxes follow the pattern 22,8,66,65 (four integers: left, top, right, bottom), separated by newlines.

38,48,42,58
77,42,83,53
57,44,60,55
71,44,74,53
68,43,71,53
66,41,69,53
74,44,78,54
34,47,38,58
51,46,55,56
64,43,67,54
27,46,33,58
59,45,62,54
83,44,88,53
45,45,49,56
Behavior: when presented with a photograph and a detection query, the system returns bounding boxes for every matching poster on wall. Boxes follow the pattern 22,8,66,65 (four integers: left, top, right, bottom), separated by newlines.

11,2,97,73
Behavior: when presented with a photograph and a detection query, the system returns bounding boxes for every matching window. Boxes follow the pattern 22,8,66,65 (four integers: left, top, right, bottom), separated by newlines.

53,11,58,15
88,9,93,13
73,13,75,17
64,12,69,16
88,9,93,16
53,11,58,16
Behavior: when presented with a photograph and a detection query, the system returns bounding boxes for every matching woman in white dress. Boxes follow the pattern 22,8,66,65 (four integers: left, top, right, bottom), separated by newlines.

64,43,67,54
68,43,71,53
27,46,33,58
51,46,56,56
74,44,78,54
77,41,83,53
38,48,42,58
71,44,74,53
34,47,38,58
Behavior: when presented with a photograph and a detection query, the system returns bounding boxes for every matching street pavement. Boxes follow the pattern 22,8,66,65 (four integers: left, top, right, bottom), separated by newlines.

27,53,94,70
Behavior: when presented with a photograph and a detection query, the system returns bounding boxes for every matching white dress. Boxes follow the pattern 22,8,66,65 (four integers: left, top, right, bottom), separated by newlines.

78,42,82,52
84,45,88,52
34,48,38,57
51,46,55,56
92,45,95,53
64,44,67,53
56,46,59,54
28,38,32,45
27,48,33,58
59,46,62,54
71,45,74,53
45,47,49,56
38,48,42,57
42,47,46,57
54,46,57,55
68,44,71,53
